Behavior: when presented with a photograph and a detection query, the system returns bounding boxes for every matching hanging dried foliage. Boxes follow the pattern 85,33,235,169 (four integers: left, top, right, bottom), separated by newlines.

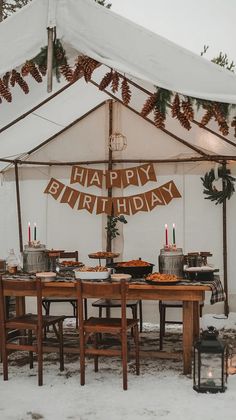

0,78,12,102
121,77,131,105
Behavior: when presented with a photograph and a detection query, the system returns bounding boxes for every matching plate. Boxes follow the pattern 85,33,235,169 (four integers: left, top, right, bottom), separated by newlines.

111,273,132,282
88,252,120,259
184,266,215,272
145,279,181,285
74,269,111,280
36,272,57,282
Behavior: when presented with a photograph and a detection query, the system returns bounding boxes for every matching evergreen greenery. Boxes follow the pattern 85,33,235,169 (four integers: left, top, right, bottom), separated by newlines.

105,215,127,240
201,166,236,205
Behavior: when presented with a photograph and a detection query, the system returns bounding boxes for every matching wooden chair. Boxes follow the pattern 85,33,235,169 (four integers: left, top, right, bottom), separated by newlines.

0,276,65,386
77,279,140,390
42,251,88,325
159,300,204,350
92,298,143,331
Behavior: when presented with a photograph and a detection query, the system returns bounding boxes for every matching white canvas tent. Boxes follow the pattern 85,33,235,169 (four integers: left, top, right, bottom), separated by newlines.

1,0,236,318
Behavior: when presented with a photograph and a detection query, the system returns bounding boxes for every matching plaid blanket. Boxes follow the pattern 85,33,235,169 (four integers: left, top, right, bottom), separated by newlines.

202,275,225,304
180,275,225,305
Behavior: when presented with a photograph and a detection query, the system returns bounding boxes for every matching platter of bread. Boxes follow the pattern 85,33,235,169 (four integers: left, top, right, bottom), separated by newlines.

88,251,120,259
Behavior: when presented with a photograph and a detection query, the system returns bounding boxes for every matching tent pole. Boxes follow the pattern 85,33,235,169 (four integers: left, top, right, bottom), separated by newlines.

47,27,54,93
106,100,113,252
222,162,229,316
14,162,23,253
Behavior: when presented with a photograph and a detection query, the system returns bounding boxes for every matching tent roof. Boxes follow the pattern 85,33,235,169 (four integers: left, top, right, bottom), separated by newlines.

1,0,236,173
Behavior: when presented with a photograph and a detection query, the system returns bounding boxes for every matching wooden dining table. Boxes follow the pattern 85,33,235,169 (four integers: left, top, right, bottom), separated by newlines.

2,276,211,375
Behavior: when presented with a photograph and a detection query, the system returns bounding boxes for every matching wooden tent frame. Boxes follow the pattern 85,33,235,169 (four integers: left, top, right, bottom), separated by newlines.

1,72,235,315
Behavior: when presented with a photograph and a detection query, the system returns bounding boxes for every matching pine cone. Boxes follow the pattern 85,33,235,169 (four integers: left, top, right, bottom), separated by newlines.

38,64,47,76
212,103,225,123
10,70,17,87
141,92,158,117
73,57,83,81
2,72,10,88
219,121,229,136
60,64,74,82
99,70,113,91
231,117,236,137
171,93,180,118
83,57,99,82
121,77,131,105
200,108,214,126
177,111,191,130
181,98,194,121
13,71,29,94
111,71,120,93
0,78,12,102
21,61,32,77
153,107,165,129
28,62,43,83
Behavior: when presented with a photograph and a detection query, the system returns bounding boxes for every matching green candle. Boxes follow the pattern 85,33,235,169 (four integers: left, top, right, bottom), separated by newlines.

173,223,176,245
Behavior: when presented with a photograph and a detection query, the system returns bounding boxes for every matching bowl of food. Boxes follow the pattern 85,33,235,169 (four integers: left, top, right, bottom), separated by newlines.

110,273,132,282
74,265,111,280
111,259,154,279
36,272,57,282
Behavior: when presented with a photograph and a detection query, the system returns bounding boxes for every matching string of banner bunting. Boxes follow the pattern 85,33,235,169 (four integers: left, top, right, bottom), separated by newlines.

44,163,181,216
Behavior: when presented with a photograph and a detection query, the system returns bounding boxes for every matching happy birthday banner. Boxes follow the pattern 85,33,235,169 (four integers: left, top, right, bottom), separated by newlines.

44,178,181,216
70,163,157,189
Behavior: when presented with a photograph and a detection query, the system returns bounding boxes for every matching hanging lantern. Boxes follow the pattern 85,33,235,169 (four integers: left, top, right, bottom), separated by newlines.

193,326,228,393
109,132,127,152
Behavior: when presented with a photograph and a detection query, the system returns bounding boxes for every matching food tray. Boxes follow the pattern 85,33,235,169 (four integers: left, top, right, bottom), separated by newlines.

74,269,111,280
88,252,120,259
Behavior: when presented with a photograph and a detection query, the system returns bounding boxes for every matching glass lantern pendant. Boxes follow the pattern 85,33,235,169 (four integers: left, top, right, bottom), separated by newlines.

193,326,228,393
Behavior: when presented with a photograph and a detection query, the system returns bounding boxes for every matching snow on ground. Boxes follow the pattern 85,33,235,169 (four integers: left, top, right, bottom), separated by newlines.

0,314,236,420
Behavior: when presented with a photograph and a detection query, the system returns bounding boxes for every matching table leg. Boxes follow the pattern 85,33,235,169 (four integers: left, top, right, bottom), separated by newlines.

193,301,200,343
183,301,194,375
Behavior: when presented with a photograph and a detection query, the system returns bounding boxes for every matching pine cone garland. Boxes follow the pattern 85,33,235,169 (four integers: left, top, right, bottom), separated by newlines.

171,93,180,118
14,71,29,94
181,98,194,121
10,70,17,87
21,61,32,77
141,92,158,117
60,64,74,82
219,121,229,136
0,78,12,102
153,107,165,129
121,77,131,105
73,57,83,82
111,71,120,93
29,62,43,83
83,58,99,82
99,70,113,91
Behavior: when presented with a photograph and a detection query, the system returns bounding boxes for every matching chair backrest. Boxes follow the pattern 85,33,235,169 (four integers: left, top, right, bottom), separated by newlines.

76,279,128,330
0,276,43,323
59,251,78,261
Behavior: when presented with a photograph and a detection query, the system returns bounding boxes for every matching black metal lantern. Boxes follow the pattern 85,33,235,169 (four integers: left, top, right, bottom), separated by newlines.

193,326,228,393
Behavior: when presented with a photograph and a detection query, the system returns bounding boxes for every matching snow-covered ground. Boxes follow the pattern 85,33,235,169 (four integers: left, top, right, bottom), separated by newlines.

0,313,236,420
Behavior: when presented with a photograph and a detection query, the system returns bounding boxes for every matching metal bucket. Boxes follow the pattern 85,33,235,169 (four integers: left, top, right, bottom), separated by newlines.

23,245,49,273
158,248,184,277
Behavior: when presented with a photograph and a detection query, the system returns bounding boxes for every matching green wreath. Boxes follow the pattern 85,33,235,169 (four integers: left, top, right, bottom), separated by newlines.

201,166,235,205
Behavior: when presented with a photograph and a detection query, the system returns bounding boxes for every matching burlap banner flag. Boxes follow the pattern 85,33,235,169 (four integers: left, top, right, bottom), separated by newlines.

87,168,103,188
145,187,165,211
112,197,131,216
129,193,149,215
70,165,87,186
105,169,122,189
159,180,182,204
137,163,157,186
77,192,97,214
96,196,112,215
121,167,139,188
60,186,80,209
44,178,65,200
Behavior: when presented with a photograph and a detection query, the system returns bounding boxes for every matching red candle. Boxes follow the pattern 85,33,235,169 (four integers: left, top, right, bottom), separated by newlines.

28,222,31,243
165,224,168,246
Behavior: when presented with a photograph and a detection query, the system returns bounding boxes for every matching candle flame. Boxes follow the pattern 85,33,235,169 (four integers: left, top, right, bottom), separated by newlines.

28,222,30,227
165,224,168,228
173,223,175,228
207,370,213,378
